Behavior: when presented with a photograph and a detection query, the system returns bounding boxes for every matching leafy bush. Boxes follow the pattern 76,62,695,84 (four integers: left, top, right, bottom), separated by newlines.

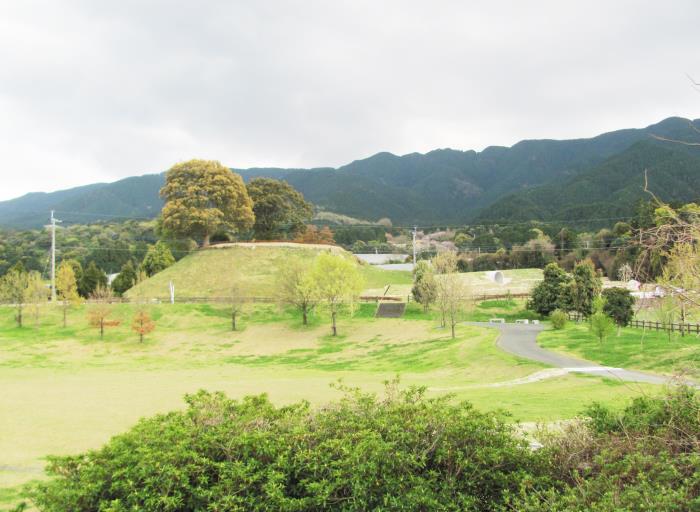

30,383,548,511
549,309,567,329
515,386,700,511
28,383,700,511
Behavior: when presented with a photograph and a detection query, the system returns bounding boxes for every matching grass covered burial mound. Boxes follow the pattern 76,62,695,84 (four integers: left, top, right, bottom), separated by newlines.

126,243,411,300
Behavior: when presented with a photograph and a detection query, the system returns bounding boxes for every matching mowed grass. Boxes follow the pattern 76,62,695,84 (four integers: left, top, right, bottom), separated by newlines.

365,268,545,300
0,302,658,507
458,268,543,295
126,243,412,300
539,323,700,378
401,298,542,324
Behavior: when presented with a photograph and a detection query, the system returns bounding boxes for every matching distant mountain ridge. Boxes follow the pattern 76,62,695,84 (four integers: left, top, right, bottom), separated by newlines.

1,117,699,229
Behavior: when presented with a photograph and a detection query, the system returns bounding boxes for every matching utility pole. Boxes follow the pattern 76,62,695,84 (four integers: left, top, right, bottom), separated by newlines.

412,226,417,266
50,210,61,302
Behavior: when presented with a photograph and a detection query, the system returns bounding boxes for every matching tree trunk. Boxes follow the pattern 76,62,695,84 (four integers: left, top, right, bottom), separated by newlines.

331,309,337,336
140,331,144,343
302,308,308,326
100,320,104,339
451,322,455,339
203,232,211,247
232,310,237,331
16,304,22,328
63,303,67,328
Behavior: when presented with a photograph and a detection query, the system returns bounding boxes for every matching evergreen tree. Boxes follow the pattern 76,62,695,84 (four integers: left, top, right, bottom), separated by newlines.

112,261,138,295
564,259,602,317
141,242,175,277
247,178,313,240
602,287,635,331
528,262,571,316
80,261,108,298
411,260,437,312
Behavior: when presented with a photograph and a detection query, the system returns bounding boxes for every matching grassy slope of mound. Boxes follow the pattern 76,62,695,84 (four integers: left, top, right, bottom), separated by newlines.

127,243,412,299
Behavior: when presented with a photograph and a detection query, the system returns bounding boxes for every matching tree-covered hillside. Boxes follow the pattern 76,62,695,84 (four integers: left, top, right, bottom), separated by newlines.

477,141,700,223
0,117,698,228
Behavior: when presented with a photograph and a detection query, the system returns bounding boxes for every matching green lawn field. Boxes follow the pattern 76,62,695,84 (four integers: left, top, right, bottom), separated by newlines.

0,300,660,509
539,322,700,379
364,268,545,299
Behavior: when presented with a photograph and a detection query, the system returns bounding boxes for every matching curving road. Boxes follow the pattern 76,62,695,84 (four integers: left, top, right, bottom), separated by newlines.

467,322,680,386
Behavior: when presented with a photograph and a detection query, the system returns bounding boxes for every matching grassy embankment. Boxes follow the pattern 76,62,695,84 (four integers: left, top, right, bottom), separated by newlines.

126,244,412,299
127,244,542,301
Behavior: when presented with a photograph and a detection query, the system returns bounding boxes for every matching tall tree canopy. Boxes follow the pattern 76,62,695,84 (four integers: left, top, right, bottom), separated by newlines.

528,262,571,316
160,160,255,247
247,178,313,240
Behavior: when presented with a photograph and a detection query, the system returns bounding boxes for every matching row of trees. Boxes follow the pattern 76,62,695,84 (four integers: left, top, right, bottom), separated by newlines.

0,263,156,341
530,260,636,342
159,160,315,246
0,220,165,277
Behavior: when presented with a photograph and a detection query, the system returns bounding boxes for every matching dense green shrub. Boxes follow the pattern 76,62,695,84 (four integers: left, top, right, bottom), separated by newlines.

515,386,700,511
30,384,548,511
549,309,568,329
29,382,700,512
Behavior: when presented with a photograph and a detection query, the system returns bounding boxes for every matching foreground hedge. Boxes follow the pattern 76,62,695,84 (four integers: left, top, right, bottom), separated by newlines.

29,385,700,511
518,386,700,511
30,384,547,511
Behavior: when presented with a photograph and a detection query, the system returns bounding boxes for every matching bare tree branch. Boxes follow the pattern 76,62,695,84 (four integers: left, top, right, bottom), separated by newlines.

686,73,700,90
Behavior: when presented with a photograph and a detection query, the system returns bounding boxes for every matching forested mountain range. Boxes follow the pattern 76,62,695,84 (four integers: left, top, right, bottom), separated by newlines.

1,116,699,229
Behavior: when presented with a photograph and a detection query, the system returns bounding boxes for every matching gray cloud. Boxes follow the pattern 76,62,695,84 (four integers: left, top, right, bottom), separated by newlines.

0,0,698,199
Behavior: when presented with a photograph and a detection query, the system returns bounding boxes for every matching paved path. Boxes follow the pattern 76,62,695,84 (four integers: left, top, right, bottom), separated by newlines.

467,322,679,386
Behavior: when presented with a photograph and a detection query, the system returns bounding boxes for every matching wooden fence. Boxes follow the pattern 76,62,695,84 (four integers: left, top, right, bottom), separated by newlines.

628,319,700,336
567,312,700,336
2,291,532,308
406,292,530,304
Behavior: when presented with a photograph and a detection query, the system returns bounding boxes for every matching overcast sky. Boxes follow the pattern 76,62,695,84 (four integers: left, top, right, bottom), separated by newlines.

0,1,698,200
